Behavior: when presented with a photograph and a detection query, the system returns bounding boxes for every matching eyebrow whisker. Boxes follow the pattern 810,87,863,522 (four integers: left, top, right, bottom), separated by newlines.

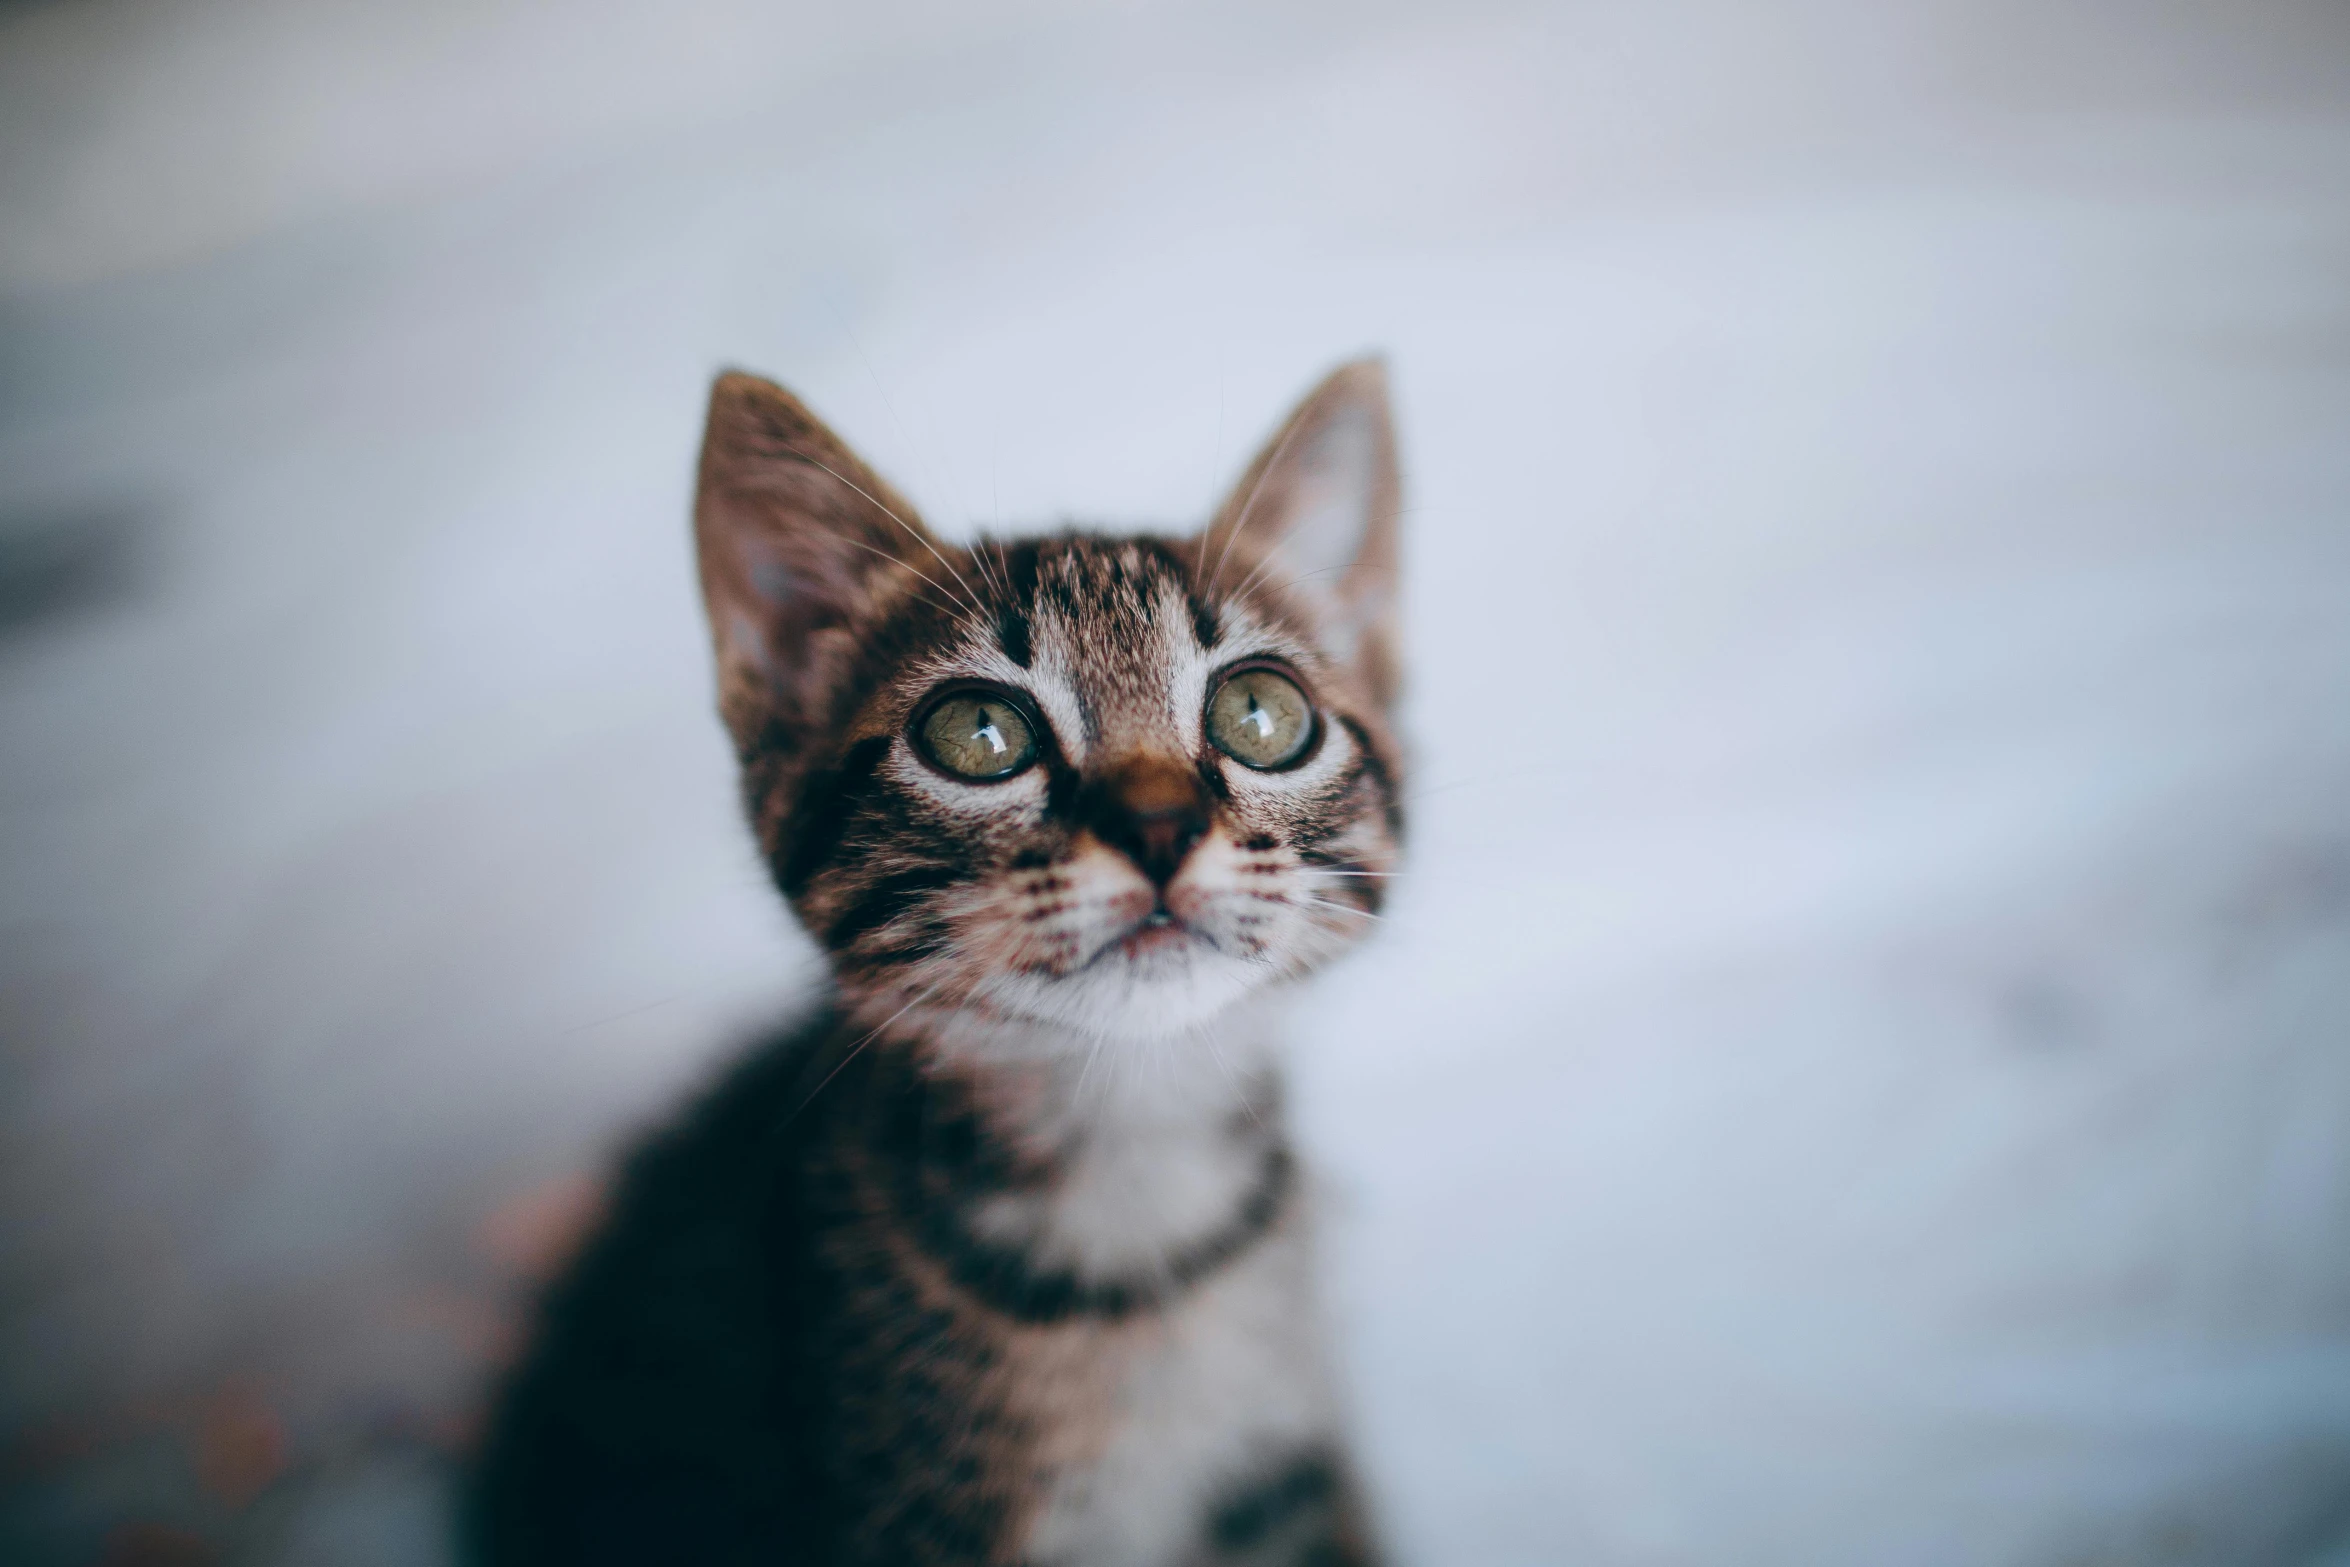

826,532,982,628
800,455,990,623
1202,413,1312,598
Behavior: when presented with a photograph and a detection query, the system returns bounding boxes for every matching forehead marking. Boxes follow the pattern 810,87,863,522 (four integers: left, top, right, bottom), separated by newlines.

1027,542,1204,756
994,542,1041,668
998,605,1033,668
1188,589,1220,651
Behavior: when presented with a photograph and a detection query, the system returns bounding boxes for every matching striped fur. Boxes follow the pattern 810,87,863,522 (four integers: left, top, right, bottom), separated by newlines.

469,362,1405,1566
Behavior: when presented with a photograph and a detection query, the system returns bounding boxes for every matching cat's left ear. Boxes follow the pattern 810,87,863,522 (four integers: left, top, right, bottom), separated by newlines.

693,370,941,761
1200,357,1402,707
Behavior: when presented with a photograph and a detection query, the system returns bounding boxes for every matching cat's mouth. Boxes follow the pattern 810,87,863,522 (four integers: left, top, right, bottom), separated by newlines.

1092,907,1211,969
1120,909,1189,954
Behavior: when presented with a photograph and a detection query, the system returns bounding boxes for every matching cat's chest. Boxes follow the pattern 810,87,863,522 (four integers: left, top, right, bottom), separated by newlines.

1011,1216,1337,1567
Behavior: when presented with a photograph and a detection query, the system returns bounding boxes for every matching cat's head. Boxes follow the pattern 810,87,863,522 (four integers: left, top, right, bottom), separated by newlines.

693,361,1404,1044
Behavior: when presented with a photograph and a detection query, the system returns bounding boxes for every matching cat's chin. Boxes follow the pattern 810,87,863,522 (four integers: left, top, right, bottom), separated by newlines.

973,945,1274,1044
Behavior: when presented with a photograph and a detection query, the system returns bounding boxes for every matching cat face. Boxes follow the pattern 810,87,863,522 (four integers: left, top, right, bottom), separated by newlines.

693,363,1404,1042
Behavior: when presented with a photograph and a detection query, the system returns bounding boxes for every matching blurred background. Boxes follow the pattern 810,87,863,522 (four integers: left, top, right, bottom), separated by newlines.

5,0,2350,1562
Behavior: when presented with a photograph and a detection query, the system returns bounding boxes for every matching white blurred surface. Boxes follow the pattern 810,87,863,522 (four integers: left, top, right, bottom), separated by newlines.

2,1,2348,1562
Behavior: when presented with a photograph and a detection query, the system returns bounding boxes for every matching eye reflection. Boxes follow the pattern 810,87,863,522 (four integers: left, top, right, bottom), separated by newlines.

917,691,1039,780
1207,668,1315,770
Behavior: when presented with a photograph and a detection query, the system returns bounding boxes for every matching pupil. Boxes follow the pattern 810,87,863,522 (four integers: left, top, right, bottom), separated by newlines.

1245,696,1272,738
974,711,1005,755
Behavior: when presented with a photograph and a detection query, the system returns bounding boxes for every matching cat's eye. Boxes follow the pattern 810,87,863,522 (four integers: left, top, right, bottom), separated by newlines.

1206,667,1316,770
916,690,1039,781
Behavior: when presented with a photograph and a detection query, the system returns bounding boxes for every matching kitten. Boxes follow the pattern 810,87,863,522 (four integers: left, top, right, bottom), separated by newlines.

466,359,1406,1566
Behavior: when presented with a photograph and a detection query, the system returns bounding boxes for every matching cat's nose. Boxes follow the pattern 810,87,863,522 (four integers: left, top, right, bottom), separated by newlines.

1087,755,1210,888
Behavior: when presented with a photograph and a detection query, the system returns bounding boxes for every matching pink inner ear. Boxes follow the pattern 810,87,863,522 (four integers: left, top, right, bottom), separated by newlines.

725,609,770,676
1203,360,1397,614
748,553,794,605
1276,406,1380,589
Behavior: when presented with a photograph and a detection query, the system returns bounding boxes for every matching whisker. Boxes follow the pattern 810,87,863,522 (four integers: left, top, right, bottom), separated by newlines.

825,532,979,627
1293,895,1381,921
975,459,1017,605
1198,1026,1264,1130
1219,539,1300,610
1073,1021,1121,1111
966,536,1008,604
1243,559,1404,610
799,455,988,622
1237,886,1383,921
789,974,950,1123
1203,412,1312,597
1229,525,1406,608
824,294,1005,613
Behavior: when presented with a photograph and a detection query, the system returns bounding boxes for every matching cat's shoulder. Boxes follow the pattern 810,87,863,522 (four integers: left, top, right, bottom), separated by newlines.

580,999,853,1244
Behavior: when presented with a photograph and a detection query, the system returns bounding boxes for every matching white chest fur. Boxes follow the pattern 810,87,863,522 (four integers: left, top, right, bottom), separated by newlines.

1016,1210,1340,1567
919,1004,1348,1566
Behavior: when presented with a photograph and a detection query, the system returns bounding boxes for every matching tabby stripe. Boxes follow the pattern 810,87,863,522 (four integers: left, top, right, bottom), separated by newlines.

879,1060,1296,1324
778,736,891,895
825,864,962,950
912,1142,1291,1324
1336,715,1404,841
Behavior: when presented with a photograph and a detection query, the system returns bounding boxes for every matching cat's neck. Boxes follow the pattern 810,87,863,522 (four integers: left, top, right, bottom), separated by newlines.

844,987,1297,1287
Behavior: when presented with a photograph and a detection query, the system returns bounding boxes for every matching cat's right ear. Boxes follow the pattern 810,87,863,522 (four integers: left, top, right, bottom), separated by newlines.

693,371,938,759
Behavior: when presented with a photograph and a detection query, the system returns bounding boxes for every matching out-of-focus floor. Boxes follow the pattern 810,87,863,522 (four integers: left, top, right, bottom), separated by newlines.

4,1,2350,1562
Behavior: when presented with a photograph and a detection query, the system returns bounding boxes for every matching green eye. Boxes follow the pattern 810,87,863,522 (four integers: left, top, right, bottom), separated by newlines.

1206,668,1315,770
917,691,1039,780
